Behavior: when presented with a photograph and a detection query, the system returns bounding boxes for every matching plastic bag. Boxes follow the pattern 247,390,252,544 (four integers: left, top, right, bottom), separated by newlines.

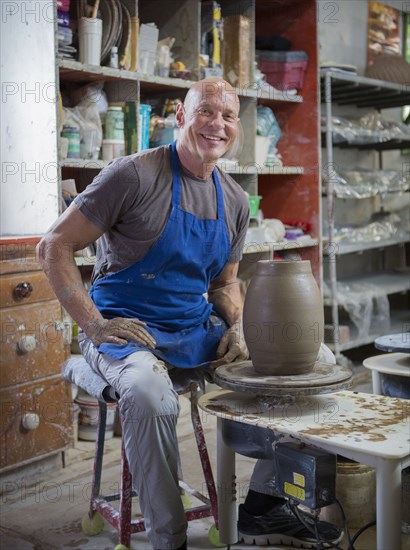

62,99,102,160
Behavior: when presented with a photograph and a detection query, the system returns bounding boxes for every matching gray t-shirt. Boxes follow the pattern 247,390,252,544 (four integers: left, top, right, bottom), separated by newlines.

74,144,250,284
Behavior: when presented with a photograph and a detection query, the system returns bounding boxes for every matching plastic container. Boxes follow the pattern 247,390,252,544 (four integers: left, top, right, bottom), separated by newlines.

109,46,119,69
257,50,308,91
105,106,125,140
75,392,117,441
61,125,80,158
260,60,307,90
248,195,262,217
78,17,102,66
102,139,125,161
139,104,152,150
80,128,99,159
255,135,271,166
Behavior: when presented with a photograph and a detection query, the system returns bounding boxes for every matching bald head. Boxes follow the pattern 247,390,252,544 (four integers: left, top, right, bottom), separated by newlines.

183,78,240,117
175,77,240,179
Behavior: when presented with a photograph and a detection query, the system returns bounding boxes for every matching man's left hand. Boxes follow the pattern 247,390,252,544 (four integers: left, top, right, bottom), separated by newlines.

215,321,249,365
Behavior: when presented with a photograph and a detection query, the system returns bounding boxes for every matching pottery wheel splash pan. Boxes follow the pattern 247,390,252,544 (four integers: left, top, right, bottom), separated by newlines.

214,361,353,396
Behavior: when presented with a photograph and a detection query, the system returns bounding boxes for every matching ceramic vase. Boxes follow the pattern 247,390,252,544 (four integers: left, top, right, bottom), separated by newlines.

243,260,324,375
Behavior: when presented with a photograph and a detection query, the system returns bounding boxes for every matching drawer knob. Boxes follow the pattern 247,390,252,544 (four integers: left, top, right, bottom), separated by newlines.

17,335,37,353
14,282,33,300
22,413,40,431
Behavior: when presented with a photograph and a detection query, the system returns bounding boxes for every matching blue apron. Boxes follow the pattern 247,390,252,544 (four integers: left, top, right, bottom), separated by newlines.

89,141,231,367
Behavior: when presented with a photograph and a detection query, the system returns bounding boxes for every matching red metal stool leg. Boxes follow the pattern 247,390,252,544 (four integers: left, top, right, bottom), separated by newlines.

90,402,107,517
119,441,133,547
189,384,219,529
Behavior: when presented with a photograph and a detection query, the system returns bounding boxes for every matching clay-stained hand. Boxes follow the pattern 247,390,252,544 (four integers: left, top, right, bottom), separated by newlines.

85,318,156,348
215,320,249,365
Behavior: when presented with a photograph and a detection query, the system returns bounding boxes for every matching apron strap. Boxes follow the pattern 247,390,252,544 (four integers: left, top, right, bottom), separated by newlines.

170,141,181,208
171,140,226,221
212,168,225,221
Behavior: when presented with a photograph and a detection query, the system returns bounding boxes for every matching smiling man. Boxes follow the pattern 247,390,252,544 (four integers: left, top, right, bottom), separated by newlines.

39,77,342,550
38,78,250,550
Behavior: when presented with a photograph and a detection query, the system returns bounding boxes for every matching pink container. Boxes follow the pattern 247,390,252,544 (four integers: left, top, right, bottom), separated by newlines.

259,59,308,91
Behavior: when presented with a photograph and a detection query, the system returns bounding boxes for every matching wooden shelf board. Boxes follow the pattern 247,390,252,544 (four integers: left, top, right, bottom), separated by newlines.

58,60,303,103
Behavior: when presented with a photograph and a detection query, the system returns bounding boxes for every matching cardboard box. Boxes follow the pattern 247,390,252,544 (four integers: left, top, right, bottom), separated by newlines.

222,15,252,88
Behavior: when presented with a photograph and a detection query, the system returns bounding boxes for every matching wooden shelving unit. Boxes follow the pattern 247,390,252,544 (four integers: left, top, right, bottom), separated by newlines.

58,0,322,284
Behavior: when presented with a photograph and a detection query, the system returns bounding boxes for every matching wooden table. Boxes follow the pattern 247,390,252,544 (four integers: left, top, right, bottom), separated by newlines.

199,389,410,550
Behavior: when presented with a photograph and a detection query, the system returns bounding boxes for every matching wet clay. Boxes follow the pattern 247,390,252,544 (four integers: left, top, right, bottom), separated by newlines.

243,260,324,375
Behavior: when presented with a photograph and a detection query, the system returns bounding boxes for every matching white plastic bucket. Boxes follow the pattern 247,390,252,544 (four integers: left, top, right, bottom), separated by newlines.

75,394,117,441
78,17,103,66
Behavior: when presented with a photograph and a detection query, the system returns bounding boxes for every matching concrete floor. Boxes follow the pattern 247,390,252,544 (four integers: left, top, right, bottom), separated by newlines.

1,369,409,550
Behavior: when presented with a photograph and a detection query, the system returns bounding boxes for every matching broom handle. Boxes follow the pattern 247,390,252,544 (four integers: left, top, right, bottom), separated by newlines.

91,0,100,18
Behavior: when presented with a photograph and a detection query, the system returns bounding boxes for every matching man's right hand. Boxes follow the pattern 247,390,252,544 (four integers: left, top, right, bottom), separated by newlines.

85,318,156,348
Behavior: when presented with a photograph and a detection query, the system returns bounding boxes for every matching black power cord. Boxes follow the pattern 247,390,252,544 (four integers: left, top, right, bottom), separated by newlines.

350,520,376,545
288,500,345,550
334,497,356,549
288,498,376,550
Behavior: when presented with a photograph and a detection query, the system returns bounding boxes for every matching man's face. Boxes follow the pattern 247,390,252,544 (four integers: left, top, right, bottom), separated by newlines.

177,82,240,163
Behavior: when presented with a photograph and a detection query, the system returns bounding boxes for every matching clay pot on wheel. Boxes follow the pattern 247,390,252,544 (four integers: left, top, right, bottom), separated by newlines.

243,260,324,375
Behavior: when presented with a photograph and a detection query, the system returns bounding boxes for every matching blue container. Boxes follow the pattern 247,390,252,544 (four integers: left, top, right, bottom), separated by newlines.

139,104,152,151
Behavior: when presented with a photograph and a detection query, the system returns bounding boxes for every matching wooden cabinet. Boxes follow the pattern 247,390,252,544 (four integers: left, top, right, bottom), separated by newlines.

0,239,71,472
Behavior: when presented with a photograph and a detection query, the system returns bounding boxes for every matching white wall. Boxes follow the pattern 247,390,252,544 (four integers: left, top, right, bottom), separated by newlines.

1,1,59,236
318,0,407,73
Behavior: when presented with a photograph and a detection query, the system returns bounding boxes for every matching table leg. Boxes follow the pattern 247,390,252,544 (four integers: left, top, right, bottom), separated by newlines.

216,417,237,545
372,370,381,394
376,459,401,549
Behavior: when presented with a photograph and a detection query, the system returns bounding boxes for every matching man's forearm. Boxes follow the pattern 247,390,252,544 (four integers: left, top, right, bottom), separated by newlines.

208,280,243,327
38,243,104,335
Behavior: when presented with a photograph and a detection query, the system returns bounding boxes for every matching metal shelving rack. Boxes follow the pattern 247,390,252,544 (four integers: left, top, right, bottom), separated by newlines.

321,69,410,358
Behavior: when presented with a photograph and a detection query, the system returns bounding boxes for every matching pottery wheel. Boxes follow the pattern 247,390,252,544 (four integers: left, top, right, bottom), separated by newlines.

214,361,353,396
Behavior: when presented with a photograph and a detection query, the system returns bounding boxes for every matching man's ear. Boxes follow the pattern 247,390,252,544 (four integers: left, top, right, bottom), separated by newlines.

175,102,185,128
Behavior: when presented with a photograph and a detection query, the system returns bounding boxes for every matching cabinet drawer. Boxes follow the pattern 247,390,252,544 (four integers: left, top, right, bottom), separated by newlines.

0,377,71,471
0,271,55,308
0,301,65,387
